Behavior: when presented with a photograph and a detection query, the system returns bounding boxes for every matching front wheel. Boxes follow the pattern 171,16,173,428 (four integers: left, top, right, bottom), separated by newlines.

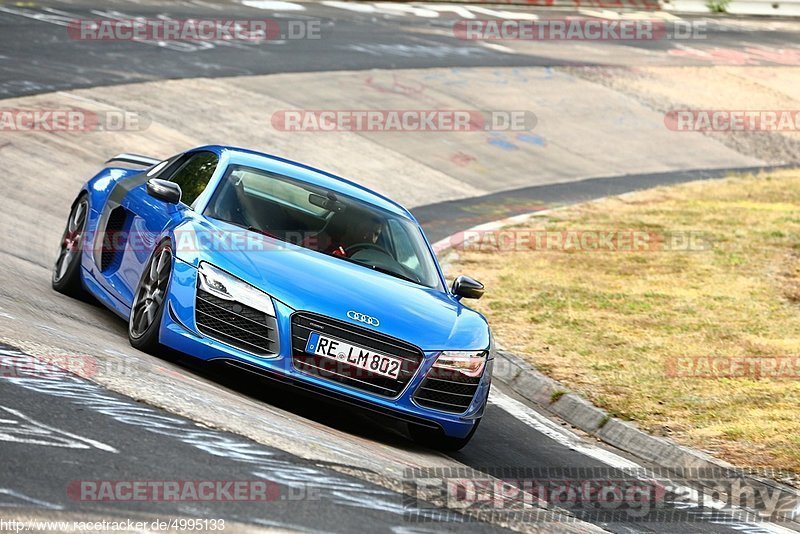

129,240,173,353
52,194,89,297
408,419,481,452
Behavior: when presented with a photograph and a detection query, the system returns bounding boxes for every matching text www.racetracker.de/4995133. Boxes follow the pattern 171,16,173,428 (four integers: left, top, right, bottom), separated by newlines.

0,518,225,532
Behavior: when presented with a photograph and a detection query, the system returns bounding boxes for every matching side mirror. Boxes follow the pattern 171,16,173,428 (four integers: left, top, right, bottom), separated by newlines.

146,178,181,204
452,275,484,300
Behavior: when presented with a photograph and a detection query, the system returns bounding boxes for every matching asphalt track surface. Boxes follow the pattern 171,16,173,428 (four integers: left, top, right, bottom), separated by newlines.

0,0,798,98
0,1,798,533
0,344,501,534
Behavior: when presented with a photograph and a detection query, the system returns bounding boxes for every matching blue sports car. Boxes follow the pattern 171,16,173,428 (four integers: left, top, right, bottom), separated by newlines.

53,145,493,450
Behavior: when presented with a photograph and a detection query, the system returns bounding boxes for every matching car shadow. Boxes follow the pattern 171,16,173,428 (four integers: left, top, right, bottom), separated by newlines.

151,343,428,453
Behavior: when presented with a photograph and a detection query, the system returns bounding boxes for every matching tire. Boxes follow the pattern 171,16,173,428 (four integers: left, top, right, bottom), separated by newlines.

128,240,173,353
52,194,89,298
408,418,481,452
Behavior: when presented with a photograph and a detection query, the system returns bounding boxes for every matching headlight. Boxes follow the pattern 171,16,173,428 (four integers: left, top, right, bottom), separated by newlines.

432,350,488,378
198,262,275,317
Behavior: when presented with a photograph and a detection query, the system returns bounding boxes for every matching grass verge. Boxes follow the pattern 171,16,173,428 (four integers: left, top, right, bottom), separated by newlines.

449,170,800,472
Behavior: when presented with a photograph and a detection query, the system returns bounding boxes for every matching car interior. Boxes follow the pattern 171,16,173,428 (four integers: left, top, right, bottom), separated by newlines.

203,166,429,285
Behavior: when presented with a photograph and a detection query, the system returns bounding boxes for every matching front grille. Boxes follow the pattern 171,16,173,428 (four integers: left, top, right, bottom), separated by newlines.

413,367,482,414
291,312,423,397
195,288,279,356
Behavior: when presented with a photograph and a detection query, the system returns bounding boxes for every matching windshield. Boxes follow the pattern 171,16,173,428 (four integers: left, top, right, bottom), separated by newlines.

204,164,442,289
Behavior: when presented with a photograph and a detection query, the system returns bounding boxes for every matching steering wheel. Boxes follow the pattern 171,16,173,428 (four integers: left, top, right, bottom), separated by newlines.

344,242,392,256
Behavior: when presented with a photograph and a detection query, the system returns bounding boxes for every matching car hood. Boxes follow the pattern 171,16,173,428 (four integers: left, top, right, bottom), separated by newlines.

176,218,490,351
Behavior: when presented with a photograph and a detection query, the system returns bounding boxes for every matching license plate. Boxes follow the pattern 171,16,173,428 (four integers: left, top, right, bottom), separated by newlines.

305,332,402,380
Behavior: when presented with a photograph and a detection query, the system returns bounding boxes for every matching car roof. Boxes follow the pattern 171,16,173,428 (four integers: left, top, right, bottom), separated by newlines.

195,145,417,221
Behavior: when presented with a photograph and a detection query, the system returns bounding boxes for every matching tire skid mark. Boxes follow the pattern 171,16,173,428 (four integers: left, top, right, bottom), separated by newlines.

0,345,478,526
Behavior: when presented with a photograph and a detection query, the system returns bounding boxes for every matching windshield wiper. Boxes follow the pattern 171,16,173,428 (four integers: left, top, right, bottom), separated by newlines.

247,225,273,237
372,265,420,285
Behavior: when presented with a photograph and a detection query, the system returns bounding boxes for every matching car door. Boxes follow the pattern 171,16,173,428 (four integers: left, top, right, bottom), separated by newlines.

115,151,219,307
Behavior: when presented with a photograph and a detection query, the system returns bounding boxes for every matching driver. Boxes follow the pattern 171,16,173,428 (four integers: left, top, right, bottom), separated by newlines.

334,216,382,257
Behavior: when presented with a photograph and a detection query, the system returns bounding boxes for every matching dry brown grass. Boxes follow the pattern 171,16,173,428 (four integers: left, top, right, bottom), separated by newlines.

450,170,800,471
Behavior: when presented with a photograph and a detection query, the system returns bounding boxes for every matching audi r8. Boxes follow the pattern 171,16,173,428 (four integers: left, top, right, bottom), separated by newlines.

53,145,493,449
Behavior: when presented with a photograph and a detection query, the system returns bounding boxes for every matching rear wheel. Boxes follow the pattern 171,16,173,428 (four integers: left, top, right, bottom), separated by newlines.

129,240,173,353
408,419,481,452
52,194,89,297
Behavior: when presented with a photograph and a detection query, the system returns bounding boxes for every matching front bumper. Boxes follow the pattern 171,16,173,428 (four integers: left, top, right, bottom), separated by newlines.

158,259,492,439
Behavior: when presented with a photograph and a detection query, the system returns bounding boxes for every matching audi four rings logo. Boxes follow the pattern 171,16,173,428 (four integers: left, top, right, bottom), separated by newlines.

347,310,380,327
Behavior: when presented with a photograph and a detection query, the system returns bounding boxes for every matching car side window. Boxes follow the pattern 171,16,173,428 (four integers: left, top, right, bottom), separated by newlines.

147,153,183,178
166,151,218,208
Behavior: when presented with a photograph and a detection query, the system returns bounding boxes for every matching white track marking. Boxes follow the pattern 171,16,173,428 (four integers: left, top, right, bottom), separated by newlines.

0,489,63,509
0,6,72,26
321,1,376,13
242,0,307,10
466,6,539,20
255,518,333,533
578,8,682,20
489,388,641,469
372,3,439,18
0,405,118,453
422,5,476,19
480,42,517,54
320,2,539,20
191,0,225,9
